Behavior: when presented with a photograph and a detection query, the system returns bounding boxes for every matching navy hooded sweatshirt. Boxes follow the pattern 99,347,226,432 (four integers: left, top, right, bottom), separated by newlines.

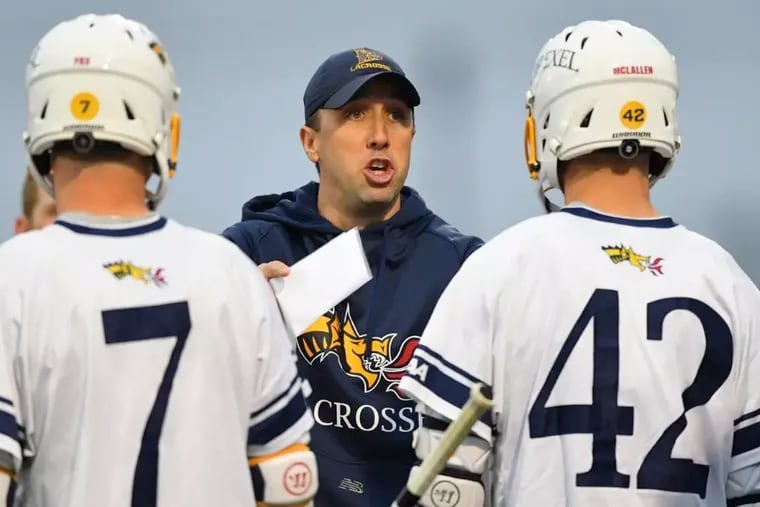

223,182,483,507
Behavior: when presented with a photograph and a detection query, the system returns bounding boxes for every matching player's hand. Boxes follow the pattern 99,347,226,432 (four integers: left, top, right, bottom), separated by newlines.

259,260,290,281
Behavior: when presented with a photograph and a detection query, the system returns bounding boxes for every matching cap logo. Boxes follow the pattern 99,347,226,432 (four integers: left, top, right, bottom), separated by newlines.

351,48,391,73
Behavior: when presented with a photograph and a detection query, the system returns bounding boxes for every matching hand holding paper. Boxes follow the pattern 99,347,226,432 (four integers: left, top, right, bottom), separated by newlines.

268,228,372,336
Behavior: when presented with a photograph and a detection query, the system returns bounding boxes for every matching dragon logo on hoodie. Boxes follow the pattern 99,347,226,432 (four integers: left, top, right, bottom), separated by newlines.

297,304,419,400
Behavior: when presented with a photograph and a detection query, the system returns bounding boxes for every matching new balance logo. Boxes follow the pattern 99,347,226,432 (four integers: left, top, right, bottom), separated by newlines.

338,478,364,494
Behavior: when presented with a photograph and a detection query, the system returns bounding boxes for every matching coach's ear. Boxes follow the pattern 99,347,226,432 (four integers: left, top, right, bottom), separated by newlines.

300,126,319,165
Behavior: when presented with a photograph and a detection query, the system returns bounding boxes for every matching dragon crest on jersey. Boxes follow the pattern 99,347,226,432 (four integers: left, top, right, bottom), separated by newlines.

103,260,167,287
601,245,664,276
297,304,419,400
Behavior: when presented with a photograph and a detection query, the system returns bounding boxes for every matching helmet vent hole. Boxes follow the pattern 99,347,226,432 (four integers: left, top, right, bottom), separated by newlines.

580,37,589,49
543,113,551,129
40,101,48,120
580,110,593,128
123,101,135,120
541,139,547,151
616,30,623,37
564,31,573,42
89,22,95,28
125,29,134,40
663,108,669,127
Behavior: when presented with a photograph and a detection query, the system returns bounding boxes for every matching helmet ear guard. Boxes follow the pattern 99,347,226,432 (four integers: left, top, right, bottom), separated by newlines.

168,112,180,177
524,92,560,213
524,106,540,181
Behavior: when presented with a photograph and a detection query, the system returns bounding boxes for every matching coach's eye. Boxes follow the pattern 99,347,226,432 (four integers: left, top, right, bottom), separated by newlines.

388,108,411,125
345,109,364,120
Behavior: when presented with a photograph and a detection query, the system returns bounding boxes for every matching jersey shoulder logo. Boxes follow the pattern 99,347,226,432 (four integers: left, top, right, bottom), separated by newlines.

296,304,419,400
103,260,167,287
601,244,664,276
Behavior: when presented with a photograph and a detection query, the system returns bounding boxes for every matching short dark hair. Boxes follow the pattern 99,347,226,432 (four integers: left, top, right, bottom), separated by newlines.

305,111,320,131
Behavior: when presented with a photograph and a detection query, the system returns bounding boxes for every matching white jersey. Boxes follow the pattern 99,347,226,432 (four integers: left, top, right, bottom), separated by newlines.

400,205,760,507
0,213,313,507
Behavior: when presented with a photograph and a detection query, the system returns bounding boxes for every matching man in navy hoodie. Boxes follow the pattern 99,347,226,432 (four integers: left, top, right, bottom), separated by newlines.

223,47,483,507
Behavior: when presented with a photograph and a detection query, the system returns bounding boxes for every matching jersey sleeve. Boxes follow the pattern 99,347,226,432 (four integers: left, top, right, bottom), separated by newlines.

0,248,31,475
233,251,313,457
399,247,496,442
727,264,760,505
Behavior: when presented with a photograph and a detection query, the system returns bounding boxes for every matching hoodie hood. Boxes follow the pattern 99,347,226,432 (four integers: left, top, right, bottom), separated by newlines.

240,181,435,266
242,181,432,232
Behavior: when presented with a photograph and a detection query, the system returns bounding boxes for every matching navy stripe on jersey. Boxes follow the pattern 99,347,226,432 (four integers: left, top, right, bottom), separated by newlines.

560,207,677,228
735,408,760,426
249,374,300,421
247,387,309,447
56,217,167,237
728,493,760,506
408,345,492,427
733,408,760,457
0,398,20,444
416,345,483,385
732,421,760,457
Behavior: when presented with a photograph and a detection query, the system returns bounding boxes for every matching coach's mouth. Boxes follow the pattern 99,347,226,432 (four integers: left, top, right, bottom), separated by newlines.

364,158,394,186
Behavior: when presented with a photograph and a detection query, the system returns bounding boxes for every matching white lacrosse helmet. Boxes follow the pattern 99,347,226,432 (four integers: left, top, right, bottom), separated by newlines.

523,20,680,212
23,13,181,209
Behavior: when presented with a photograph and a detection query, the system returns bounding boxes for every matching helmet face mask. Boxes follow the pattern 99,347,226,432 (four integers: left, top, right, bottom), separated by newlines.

24,13,181,209
523,20,681,212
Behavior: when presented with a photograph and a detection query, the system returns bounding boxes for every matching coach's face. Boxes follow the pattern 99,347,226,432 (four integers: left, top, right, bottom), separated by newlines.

301,76,415,216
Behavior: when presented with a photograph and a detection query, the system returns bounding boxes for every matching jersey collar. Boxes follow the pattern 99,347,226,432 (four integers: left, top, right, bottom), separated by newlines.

55,212,167,237
560,204,678,229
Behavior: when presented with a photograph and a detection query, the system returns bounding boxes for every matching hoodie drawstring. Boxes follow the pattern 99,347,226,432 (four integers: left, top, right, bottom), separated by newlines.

362,226,390,363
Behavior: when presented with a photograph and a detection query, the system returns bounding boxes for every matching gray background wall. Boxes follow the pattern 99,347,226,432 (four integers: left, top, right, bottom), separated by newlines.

2,0,757,279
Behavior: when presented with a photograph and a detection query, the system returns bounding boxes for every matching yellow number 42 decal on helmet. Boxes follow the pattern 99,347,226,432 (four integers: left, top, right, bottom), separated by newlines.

619,101,647,130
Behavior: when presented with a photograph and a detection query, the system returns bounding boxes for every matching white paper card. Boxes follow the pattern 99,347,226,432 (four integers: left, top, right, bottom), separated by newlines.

269,227,372,336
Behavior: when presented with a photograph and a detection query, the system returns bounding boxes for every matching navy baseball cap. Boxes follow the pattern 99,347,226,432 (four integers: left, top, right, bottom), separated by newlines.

303,47,421,121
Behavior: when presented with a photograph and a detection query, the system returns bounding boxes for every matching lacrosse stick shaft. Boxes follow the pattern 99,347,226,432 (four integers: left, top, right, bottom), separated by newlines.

391,382,494,507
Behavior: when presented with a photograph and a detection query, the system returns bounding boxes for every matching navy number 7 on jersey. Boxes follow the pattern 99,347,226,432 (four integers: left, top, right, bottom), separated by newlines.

529,288,732,499
102,302,191,507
